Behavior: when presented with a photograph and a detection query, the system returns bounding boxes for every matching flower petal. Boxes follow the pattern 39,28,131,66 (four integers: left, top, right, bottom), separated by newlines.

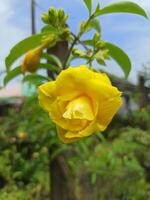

65,120,98,139
56,126,79,144
87,79,122,102
38,81,56,112
56,66,110,100
97,96,122,131
63,96,94,120
49,99,89,132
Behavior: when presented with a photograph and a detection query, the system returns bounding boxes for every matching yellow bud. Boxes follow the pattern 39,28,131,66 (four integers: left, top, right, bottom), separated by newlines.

21,47,43,73
17,131,28,140
32,152,39,158
41,147,48,153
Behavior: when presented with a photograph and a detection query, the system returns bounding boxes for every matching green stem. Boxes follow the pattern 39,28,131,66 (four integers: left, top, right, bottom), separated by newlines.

63,15,94,69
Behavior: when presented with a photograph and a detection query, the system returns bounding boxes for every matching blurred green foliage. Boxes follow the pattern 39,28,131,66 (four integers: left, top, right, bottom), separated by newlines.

0,97,150,199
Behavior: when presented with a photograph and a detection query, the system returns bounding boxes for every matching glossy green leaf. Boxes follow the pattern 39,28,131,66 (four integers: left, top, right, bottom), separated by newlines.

83,39,94,46
5,34,44,71
91,19,101,33
23,74,50,85
38,63,60,72
83,0,92,14
105,42,131,78
94,1,148,18
80,19,101,34
42,53,62,68
41,25,60,34
4,66,22,85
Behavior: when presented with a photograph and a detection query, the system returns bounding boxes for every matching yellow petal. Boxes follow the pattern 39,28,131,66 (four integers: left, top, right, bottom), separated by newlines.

49,99,88,132
55,66,120,102
55,66,94,100
97,96,122,131
38,81,56,112
63,96,94,120
93,72,112,85
56,126,80,144
87,79,122,102
65,120,98,139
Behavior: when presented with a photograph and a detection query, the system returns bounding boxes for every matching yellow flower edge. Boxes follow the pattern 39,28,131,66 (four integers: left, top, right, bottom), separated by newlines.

38,65,122,143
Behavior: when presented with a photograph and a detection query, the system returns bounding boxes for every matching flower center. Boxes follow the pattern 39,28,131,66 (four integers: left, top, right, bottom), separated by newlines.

63,96,94,121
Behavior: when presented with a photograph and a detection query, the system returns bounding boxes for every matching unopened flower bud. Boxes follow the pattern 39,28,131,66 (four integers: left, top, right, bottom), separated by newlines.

21,47,43,73
48,7,58,25
60,28,70,40
41,13,49,24
93,32,100,43
58,9,68,26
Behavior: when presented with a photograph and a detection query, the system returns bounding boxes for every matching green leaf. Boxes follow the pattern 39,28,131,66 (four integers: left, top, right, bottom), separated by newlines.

41,25,60,34
4,66,21,85
91,19,101,33
23,74,50,85
83,39,94,46
94,1,148,18
42,53,62,68
79,19,101,34
105,42,131,78
38,63,60,72
91,173,97,185
83,0,92,15
5,34,44,71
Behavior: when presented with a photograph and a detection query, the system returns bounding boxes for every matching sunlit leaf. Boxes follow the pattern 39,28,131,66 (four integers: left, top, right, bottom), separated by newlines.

23,74,50,85
42,53,62,68
41,25,60,34
38,63,60,72
105,42,131,78
5,34,45,71
91,19,101,33
4,66,22,85
83,0,92,14
94,1,148,18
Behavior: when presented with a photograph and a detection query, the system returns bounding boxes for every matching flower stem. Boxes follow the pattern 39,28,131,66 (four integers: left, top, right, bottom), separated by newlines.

63,15,94,69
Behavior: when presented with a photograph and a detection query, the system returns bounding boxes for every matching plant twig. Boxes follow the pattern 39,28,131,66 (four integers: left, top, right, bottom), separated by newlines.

71,32,90,51
63,15,94,69
63,36,78,69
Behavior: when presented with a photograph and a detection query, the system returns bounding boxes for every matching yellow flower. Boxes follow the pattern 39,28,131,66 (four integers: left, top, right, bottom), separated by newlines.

38,66,122,143
21,47,43,73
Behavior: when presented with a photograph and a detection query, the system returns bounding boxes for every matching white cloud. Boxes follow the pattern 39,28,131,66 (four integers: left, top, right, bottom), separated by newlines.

0,0,28,85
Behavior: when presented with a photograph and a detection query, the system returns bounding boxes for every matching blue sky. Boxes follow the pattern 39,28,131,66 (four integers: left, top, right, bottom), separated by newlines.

0,0,150,85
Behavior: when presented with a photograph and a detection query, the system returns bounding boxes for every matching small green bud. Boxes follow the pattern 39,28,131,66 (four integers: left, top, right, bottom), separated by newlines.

60,28,70,40
58,9,65,20
95,40,105,49
72,48,86,57
48,7,58,26
93,32,100,43
95,49,110,66
58,9,68,27
41,13,49,24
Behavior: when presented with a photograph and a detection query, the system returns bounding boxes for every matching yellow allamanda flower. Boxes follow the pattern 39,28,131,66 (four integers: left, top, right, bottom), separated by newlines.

38,65,122,143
